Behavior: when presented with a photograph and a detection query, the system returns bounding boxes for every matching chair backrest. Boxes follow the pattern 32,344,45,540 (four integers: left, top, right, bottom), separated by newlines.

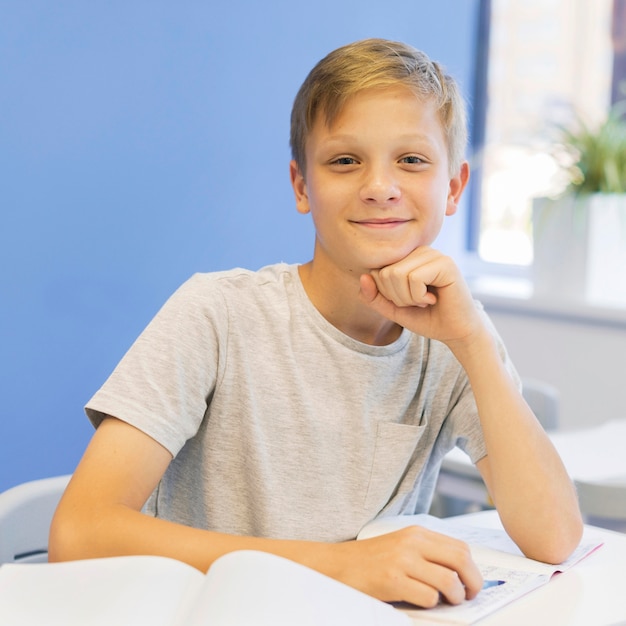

574,479,626,532
522,378,560,431
0,475,71,564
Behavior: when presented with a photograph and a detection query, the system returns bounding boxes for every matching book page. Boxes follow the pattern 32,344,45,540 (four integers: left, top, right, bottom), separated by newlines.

357,514,603,624
0,555,204,626
395,570,549,625
179,550,411,626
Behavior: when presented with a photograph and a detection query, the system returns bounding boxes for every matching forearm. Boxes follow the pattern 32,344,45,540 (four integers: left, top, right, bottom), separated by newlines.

49,498,484,607
49,499,338,576
449,331,583,563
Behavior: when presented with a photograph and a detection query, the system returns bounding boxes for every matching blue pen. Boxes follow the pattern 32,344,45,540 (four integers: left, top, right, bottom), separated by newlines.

482,579,506,589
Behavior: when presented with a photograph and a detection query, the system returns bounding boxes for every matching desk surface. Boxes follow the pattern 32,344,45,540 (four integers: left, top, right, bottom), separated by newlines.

443,418,626,484
548,419,626,482
454,510,626,626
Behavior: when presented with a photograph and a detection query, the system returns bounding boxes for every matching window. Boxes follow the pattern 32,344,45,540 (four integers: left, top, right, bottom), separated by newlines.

471,0,619,267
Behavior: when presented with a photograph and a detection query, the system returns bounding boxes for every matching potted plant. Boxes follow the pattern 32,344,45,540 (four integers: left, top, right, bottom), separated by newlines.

532,103,626,304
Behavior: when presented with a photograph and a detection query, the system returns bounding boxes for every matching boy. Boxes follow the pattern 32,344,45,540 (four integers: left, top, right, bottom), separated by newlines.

50,39,582,608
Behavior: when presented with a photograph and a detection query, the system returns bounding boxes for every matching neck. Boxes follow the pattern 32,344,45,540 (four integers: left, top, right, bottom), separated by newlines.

297,261,403,346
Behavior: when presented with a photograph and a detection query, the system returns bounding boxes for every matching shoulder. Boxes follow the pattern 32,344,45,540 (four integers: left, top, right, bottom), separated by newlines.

167,263,296,306
158,263,300,331
184,263,296,294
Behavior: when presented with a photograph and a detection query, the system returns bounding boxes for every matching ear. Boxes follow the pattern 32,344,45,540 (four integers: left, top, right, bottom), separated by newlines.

445,161,470,216
290,160,310,215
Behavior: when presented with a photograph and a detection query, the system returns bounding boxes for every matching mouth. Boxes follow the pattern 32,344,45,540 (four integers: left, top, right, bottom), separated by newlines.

350,218,412,229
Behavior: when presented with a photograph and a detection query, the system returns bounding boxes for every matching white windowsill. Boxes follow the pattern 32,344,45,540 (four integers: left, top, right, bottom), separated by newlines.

467,275,626,328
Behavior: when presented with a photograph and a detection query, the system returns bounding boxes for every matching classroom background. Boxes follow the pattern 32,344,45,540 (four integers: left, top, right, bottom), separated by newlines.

1,0,624,492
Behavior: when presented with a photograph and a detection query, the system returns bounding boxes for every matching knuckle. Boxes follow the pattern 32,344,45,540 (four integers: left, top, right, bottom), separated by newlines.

381,264,402,283
407,271,424,286
398,525,424,545
455,542,473,564
377,266,391,281
440,569,460,589
447,536,469,553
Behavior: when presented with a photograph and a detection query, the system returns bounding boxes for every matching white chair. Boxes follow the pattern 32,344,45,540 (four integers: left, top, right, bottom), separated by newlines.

0,475,71,564
574,479,626,533
520,378,560,431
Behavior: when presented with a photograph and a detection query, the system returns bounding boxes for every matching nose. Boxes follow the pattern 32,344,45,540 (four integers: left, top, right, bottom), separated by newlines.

359,164,401,205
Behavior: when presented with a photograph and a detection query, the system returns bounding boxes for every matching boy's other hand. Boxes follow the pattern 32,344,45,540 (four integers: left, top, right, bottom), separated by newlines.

334,526,483,607
359,247,482,347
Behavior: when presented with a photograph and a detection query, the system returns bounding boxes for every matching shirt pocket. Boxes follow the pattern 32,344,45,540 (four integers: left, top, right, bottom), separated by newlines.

363,421,426,515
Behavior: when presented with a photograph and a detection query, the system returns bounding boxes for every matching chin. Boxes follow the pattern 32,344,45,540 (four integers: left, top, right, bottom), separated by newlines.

366,249,416,271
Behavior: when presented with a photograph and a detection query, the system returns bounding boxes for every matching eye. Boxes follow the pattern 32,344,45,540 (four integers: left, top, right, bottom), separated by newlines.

400,155,424,165
331,156,358,166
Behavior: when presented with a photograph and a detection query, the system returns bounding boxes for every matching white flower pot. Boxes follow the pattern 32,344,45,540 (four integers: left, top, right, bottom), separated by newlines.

532,194,626,304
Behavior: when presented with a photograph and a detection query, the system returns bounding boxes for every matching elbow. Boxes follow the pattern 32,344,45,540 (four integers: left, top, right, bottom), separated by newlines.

523,513,584,565
48,507,78,563
530,532,582,565
554,516,585,564
547,503,585,564
48,502,96,563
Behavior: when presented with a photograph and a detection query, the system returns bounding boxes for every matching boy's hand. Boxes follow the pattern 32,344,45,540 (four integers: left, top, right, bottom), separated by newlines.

359,247,482,348
333,526,483,607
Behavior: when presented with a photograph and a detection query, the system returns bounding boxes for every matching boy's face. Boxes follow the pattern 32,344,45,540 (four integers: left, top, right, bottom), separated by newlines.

290,84,469,275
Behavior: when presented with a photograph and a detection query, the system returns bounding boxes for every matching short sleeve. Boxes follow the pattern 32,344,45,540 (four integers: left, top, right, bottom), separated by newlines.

85,274,227,456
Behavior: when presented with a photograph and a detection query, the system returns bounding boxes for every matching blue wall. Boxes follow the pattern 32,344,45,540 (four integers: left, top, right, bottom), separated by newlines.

0,0,480,491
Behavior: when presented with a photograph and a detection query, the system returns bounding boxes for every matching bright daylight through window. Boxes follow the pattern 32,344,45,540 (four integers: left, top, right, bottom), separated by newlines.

476,0,622,266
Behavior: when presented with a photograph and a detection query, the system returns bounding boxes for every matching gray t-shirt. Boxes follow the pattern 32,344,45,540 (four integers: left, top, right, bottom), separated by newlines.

86,263,518,542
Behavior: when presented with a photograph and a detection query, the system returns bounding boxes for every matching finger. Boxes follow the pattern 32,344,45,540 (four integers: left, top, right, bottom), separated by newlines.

358,273,379,303
406,271,438,307
371,266,424,307
411,563,467,606
402,528,483,601
390,577,442,609
404,255,452,305
425,546,483,601
389,562,468,608
359,271,399,318
370,267,408,307
370,268,402,306
359,281,402,321
373,251,445,307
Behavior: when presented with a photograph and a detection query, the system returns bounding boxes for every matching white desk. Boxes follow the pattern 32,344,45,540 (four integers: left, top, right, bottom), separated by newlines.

0,511,623,625
452,510,626,626
438,419,626,515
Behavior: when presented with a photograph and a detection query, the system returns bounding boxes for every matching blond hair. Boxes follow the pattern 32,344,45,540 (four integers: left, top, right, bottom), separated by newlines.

290,38,468,176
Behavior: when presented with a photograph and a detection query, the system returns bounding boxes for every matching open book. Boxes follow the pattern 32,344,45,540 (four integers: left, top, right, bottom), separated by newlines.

0,515,602,626
0,549,409,626
357,514,603,624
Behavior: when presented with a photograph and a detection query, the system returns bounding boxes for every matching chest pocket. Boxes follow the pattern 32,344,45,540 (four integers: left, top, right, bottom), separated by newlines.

364,421,426,515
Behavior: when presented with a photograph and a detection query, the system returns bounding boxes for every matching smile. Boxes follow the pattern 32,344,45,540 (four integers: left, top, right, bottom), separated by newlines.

350,218,411,229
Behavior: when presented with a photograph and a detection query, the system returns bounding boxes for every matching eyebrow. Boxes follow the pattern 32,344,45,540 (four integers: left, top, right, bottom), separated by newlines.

320,132,438,148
